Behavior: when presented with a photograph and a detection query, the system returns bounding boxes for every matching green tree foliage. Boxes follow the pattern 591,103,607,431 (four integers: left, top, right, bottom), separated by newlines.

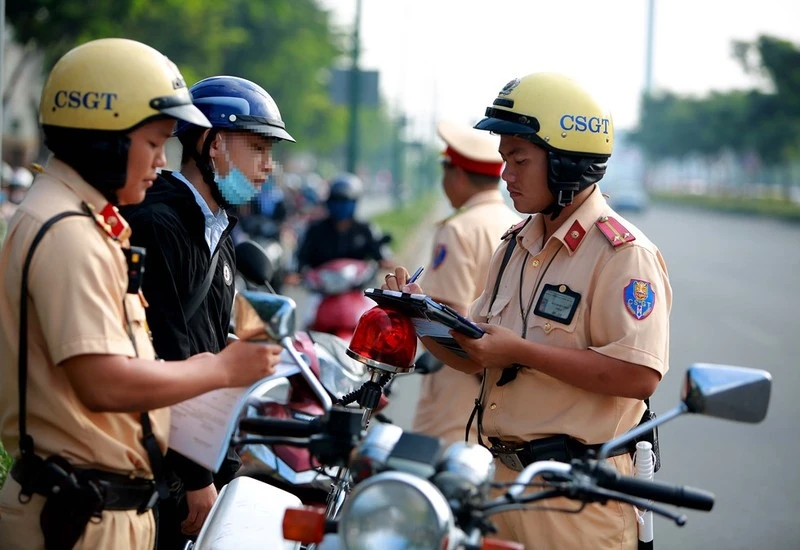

6,0,401,168
631,35,800,165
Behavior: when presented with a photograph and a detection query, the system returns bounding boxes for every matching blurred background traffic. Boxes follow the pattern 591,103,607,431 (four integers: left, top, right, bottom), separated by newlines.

1,1,799,548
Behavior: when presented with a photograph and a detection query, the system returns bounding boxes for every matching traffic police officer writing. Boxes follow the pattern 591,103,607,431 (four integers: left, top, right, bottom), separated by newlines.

0,38,282,550
386,72,671,549
411,119,520,447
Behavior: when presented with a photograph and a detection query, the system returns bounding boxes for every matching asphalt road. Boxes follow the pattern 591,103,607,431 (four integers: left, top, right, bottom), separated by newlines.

287,200,800,548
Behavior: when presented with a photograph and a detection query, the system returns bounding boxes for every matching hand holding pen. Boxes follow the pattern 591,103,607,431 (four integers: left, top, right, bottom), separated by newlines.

382,265,424,292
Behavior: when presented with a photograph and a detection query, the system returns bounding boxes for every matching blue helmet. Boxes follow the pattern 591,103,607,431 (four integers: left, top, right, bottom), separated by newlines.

175,75,295,142
327,173,363,201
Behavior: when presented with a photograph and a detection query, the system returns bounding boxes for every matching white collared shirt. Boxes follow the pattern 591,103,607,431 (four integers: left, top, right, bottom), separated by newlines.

172,171,229,254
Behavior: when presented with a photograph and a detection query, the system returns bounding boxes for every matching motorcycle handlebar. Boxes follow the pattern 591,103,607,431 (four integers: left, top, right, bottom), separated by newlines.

595,468,715,511
238,416,322,438
506,460,715,512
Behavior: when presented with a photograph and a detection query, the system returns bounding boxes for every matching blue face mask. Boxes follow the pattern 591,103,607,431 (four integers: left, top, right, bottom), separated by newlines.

328,199,357,221
214,139,259,206
216,167,258,205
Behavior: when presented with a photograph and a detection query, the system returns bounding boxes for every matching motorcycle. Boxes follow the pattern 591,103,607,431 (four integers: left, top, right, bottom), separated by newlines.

225,244,392,509
191,317,772,550
279,362,772,549
302,234,393,342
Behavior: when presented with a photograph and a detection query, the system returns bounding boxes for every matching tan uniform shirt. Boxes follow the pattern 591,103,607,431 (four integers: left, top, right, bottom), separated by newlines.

412,190,520,446
0,158,168,549
470,186,671,549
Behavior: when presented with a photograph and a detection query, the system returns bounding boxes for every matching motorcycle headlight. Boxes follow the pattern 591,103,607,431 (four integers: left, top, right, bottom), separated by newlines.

339,471,453,550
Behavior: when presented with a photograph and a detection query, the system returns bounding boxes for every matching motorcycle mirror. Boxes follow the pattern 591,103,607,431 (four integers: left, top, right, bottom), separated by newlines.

682,363,771,423
234,291,296,341
234,291,333,411
235,240,276,287
596,363,772,463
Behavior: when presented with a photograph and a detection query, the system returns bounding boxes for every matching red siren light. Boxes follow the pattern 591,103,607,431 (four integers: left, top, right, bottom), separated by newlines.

347,306,417,373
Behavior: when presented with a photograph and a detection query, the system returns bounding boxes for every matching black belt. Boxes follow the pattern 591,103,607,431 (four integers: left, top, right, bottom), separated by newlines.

488,434,630,472
11,461,159,513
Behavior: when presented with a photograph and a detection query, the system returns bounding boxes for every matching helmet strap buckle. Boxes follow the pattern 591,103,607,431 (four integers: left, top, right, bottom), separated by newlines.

556,189,575,207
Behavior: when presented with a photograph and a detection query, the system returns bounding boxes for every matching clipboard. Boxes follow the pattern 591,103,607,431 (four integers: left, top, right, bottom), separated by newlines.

364,288,484,358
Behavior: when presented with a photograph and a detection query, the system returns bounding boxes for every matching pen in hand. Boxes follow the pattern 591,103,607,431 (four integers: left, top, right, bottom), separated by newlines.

408,266,424,285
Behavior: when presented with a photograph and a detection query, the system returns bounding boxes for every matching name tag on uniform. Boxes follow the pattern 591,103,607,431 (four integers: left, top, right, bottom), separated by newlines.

534,284,581,324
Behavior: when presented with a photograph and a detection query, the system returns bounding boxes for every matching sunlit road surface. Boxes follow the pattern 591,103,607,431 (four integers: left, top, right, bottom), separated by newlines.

285,202,800,548
631,205,800,549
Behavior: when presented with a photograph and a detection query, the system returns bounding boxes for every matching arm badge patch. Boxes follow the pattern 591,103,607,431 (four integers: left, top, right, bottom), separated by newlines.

624,279,655,320
432,243,447,269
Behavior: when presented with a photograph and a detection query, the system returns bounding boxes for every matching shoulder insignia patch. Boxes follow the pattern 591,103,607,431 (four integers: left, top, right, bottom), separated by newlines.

595,215,635,247
564,220,586,252
502,216,532,241
624,279,655,320
86,202,127,240
432,243,447,269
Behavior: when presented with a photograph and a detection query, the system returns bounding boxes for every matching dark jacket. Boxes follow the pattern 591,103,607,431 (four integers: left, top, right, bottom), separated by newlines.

296,216,385,270
120,170,238,490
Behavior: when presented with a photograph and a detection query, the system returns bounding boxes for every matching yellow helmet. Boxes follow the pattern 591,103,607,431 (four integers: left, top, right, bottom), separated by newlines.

40,38,210,131
475,72,613,213
475,72,613,158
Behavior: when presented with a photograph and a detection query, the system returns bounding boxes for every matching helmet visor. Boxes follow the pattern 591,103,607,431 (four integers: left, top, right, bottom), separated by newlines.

474,106,540,137
236,115,296,143
150,95,211,128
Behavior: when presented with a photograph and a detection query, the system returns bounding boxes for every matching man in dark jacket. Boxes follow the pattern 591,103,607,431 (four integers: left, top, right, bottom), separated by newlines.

121,75,295,548
294,173,392,271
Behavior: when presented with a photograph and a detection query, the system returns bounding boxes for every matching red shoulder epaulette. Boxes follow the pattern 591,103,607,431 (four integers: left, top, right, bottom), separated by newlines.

86,202,127,240
501,216,532,241
595,215,635,247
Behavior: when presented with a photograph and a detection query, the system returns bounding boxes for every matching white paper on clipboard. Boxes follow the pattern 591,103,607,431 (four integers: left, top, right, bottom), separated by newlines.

168,351,300,472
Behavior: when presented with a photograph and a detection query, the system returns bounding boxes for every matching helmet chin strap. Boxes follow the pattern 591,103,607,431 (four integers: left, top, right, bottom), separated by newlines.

540,188,576,220
189,129,230,209
540,151,588,220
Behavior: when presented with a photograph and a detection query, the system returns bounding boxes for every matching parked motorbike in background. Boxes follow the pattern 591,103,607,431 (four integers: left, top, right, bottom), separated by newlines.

300,233,393,342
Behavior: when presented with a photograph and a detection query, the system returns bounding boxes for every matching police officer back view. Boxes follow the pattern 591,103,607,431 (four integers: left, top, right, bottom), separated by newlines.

386,72,671,549
0,38,282,550
411,120,520,447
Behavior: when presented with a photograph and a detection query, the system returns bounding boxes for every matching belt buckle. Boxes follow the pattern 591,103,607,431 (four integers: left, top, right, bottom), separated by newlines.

497,452,525,472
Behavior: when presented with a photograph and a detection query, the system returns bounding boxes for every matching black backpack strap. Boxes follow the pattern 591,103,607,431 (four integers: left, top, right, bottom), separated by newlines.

18,209,91,460
183,249,220,321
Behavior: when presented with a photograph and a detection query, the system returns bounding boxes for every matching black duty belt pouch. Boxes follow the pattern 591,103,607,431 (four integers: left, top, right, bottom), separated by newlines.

35,456,104,550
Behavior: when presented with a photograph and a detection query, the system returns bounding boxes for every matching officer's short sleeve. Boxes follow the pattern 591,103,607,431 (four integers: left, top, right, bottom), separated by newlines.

28,219,134,364
422,224,476,311
588,245,671,376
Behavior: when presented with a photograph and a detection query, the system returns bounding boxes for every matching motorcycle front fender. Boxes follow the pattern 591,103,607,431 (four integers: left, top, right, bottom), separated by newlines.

193,476,302,550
